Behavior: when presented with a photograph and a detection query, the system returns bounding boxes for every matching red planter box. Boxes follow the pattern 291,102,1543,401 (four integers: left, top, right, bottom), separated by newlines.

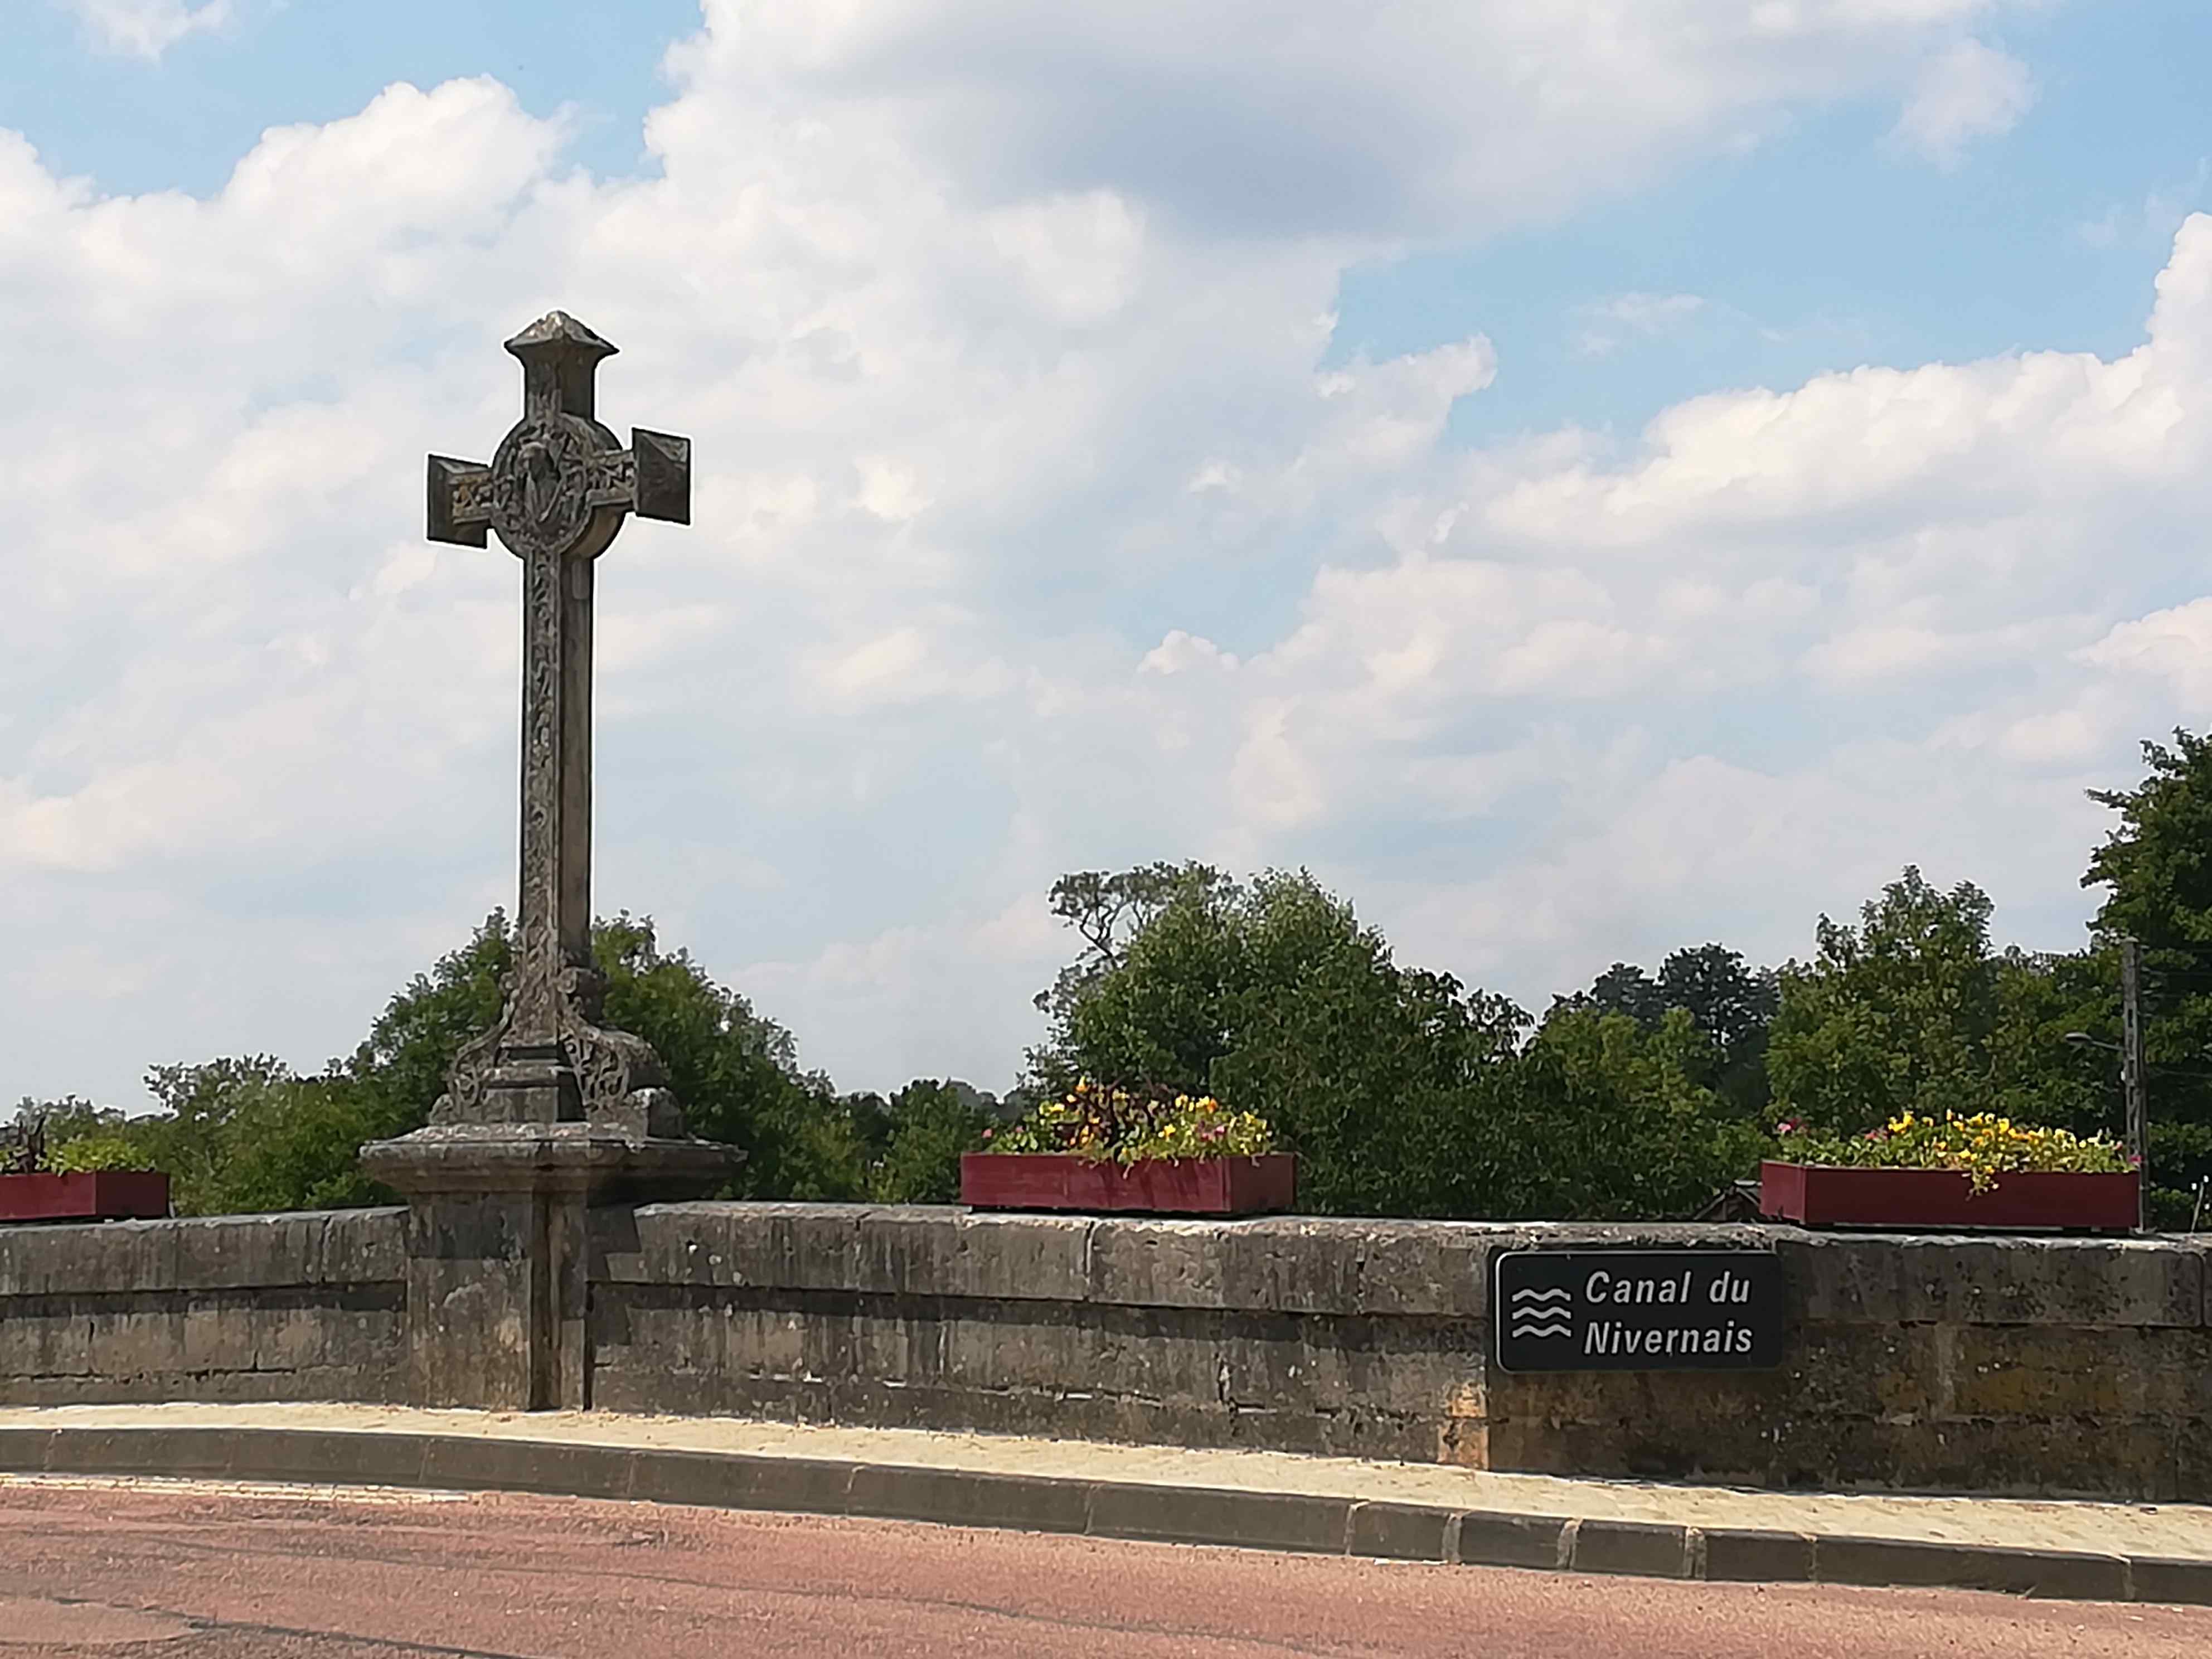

1759,1161,2138,1231
961,1153,1296,1216
0,1171,171,1224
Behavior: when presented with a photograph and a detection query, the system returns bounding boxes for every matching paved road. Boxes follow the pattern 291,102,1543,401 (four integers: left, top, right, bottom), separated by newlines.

2,1477,2206,1658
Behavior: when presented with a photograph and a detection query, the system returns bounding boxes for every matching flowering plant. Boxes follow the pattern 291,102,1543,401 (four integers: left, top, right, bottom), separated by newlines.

984,1079,1277,1165
1773,1112,2134,1195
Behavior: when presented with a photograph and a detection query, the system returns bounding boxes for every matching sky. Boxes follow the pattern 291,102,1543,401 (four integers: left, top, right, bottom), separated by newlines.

4,0,2211,1112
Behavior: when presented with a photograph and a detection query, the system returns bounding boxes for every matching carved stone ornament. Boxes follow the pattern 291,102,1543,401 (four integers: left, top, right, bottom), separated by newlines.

488,414,598,560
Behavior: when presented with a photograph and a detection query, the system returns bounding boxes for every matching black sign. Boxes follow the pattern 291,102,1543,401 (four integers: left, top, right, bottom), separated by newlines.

1493,1249,1786,1373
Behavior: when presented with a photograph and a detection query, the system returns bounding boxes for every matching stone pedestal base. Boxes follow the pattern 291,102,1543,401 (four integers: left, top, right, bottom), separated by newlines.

360,1124,735,1411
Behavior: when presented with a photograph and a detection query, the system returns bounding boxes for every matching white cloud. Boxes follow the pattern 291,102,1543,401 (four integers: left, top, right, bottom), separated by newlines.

1575,293,1707,357
2076,600,2212,714
1891,37,2035,167
11,1,2206,1115
66,0,230,60
678,0,2039,236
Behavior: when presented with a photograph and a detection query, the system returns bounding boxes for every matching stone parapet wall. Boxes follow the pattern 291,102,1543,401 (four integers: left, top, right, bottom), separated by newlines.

4,1200,2204,1501
589,1205,2212,1502
0,1209,406,1406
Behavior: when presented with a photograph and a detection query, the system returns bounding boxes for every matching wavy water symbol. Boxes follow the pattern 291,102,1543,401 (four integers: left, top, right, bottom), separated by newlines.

1507,1284,1573,1338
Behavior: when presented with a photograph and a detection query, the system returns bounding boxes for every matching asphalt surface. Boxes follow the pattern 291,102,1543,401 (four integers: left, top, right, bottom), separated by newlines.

3,1477,2209,1658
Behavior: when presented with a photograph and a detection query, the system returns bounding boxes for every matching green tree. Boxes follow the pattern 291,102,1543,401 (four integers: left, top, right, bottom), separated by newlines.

1551,945,1779,1115
1029,863,1240,1042
586,914,865,1201
1029,863,1777,1220
864,1079,996,1204
1208,872,1529,1216
1551,963,1665,1029
191,1072,387,1213
1500,1008,1768,1221
2083,730,2212,1219
1027,863,1248,1099
132,1056,302,1215
1657,944,1780,1114
1765,867,2005,1137
1986,944,2129,1139
1031,865,1536,1216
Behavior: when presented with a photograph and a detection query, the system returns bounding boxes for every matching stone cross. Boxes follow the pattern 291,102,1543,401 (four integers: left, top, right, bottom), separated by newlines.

424,312,693,1138
362,312,731,1415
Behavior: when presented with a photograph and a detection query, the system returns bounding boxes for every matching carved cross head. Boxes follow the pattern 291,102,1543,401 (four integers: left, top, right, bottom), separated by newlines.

426,311,690,563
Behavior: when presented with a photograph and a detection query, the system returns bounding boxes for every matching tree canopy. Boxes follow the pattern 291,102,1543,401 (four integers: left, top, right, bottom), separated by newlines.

13,912,1000,1216
1025,864,1756,1219
21,727,2212,1226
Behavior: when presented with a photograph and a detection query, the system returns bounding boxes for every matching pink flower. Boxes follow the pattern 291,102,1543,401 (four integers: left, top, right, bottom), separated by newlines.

981,1128,993,1141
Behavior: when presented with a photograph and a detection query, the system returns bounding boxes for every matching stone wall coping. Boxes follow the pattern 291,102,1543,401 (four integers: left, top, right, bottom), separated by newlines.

0,1207,406,1297
598,1203,2212,1327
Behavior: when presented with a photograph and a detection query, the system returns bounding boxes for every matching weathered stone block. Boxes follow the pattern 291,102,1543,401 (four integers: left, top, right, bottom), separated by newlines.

15,1311,93,1380
1949,1325,2212,1419
0,1224,148,1297
179,1299,256,1372
1343,1223,1495,1317
326,1207,408,1283
85,1307,182,1380
1788,1233,2203,1328
856,1208,1094,1303
1085,1218,1238,1311
626,1203,866,1292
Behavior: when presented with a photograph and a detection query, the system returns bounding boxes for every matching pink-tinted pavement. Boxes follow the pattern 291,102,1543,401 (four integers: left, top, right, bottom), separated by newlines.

2,1478,2207,1659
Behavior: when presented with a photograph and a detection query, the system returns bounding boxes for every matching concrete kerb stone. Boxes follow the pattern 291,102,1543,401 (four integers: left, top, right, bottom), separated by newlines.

624,1448,857,1515
1450,1510,1569,1569
1347,1501,1454,1561
1811,1534,2132,1601
1701,1526,1818,1583
2,1425,2208,1607
1085,1481,1354,1554
1568,1518,1695,1579
227,1429,433,1490
0,1427,53,1473
417,1436,636,1501
849,1464,1092,1535
2134,1556,2212,1605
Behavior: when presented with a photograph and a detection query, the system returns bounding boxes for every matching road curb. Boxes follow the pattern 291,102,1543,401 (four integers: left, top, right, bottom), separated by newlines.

1,1424,2204,1607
